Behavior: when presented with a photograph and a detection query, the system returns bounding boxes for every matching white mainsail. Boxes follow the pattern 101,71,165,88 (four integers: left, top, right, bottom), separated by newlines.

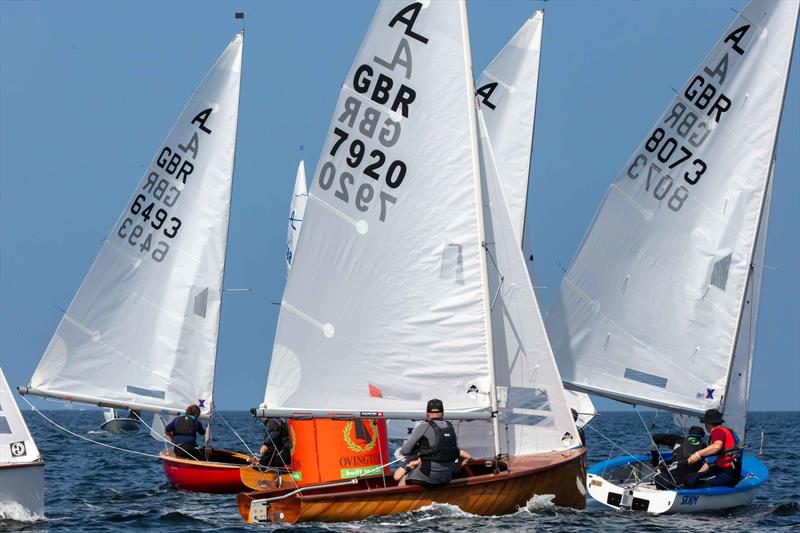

476,10,542,245
24,34,244,416
0,368,43,519
477,11,595,430
286,161,308,271
478,112,579,456
263,0,494,417
547,1,798,417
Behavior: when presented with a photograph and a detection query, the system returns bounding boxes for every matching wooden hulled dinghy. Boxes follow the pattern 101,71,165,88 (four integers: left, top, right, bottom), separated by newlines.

248,1,586,524
238,449,585,524
239,464,294,491
160,449,251,494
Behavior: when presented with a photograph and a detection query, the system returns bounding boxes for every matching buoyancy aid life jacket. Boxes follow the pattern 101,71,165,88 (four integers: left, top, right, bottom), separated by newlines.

173,415,198,437
713,425,740,472
417,421,459,463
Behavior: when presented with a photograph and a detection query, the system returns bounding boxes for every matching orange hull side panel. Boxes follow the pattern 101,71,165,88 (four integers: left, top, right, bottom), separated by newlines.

238,448,586,524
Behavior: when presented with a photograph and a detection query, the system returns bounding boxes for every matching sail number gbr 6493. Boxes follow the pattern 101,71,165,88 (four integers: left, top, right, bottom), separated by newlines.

116,108,214,262
625,22,752,213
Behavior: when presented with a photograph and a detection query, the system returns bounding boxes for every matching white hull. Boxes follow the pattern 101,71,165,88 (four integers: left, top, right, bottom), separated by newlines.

587,473,756,514
0,462,44,520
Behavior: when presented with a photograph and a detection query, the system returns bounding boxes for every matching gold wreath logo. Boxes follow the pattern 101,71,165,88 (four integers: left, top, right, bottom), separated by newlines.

289,425,297,456
343,420,378,453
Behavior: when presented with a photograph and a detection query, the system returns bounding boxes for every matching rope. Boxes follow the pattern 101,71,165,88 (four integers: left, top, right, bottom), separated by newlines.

215,410,255,456
585,422,656,475
256,418,298,490
635,406,677,486
129,411,200,461
21,396,162,460
355,457,405,480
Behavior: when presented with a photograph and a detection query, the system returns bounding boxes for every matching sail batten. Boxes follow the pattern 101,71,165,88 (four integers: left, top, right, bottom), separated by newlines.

548,0,799,416
27,34,244,416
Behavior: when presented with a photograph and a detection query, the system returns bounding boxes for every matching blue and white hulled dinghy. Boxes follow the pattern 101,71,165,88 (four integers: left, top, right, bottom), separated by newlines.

546,0,798,514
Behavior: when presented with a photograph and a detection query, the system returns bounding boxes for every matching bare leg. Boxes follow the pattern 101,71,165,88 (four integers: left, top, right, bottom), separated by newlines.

394,466,407,486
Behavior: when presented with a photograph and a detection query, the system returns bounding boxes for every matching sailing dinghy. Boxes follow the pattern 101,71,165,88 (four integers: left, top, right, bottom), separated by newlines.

238,2,584,524
0,369,44,520
100,408,141,433
19,32,250,494
547,0,798,513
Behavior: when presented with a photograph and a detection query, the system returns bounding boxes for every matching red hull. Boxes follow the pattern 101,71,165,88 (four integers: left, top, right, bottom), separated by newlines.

160,449,250,494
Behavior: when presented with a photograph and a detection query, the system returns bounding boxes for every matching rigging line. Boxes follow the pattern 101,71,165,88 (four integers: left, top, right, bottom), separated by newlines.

214,410,255,456
21,396,162,460
130,411,200,461
635,406,677,486
585,423,656,475
258,419,298,490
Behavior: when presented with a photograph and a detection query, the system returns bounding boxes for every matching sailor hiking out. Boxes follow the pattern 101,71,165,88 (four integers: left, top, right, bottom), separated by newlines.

650,425,706,490
394,399,472,488
684,409,742,488
165,404,206,460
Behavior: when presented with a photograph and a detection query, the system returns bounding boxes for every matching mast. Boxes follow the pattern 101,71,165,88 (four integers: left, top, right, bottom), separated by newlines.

206,30,245,440
460,0,501,458
721,8,799,423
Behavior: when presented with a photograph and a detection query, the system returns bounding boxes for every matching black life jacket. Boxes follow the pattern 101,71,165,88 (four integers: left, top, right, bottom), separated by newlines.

173,415,197,437
672,434,704,463
417,421,459,463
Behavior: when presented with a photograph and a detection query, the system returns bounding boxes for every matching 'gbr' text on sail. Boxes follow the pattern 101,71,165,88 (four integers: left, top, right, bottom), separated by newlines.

316,2,428,223
626,23,752,213
116,108,214,263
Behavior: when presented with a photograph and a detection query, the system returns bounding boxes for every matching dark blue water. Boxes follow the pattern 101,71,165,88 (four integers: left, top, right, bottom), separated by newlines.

3,410,798,531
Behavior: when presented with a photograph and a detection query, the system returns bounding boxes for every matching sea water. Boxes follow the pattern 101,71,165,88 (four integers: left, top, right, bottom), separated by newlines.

2,410,797,532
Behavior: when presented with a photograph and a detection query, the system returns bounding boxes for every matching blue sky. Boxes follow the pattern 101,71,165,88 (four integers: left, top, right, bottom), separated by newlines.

1,1,797,413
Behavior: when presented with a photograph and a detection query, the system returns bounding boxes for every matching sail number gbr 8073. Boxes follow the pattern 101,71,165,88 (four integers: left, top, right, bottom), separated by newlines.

316,2,429,224
626,23,752,213
116,108,215,262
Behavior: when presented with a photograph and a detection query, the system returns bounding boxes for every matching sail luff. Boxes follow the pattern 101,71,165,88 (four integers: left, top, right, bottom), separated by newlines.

518,11,543,251
459,0,501,459
721,8,799,434
208,31,245,420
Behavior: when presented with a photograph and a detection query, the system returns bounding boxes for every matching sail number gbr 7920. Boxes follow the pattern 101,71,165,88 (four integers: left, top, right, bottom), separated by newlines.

116,108,214,262
625,22,752,213
316,2,429,224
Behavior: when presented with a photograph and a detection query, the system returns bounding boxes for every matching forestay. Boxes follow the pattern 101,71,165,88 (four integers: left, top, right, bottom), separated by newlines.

263,1,493,416
0,369,41,465
479,113,579,455
26,34,244,416
286,161,307,271
547,1,798,415
476,11,595,431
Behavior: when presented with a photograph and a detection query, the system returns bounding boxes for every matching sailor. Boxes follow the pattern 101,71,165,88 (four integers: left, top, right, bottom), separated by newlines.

393,398,472,488
257,418,291,468
650,425,706,490
571,409,586,446
684,409,742,488
165,404,206,460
